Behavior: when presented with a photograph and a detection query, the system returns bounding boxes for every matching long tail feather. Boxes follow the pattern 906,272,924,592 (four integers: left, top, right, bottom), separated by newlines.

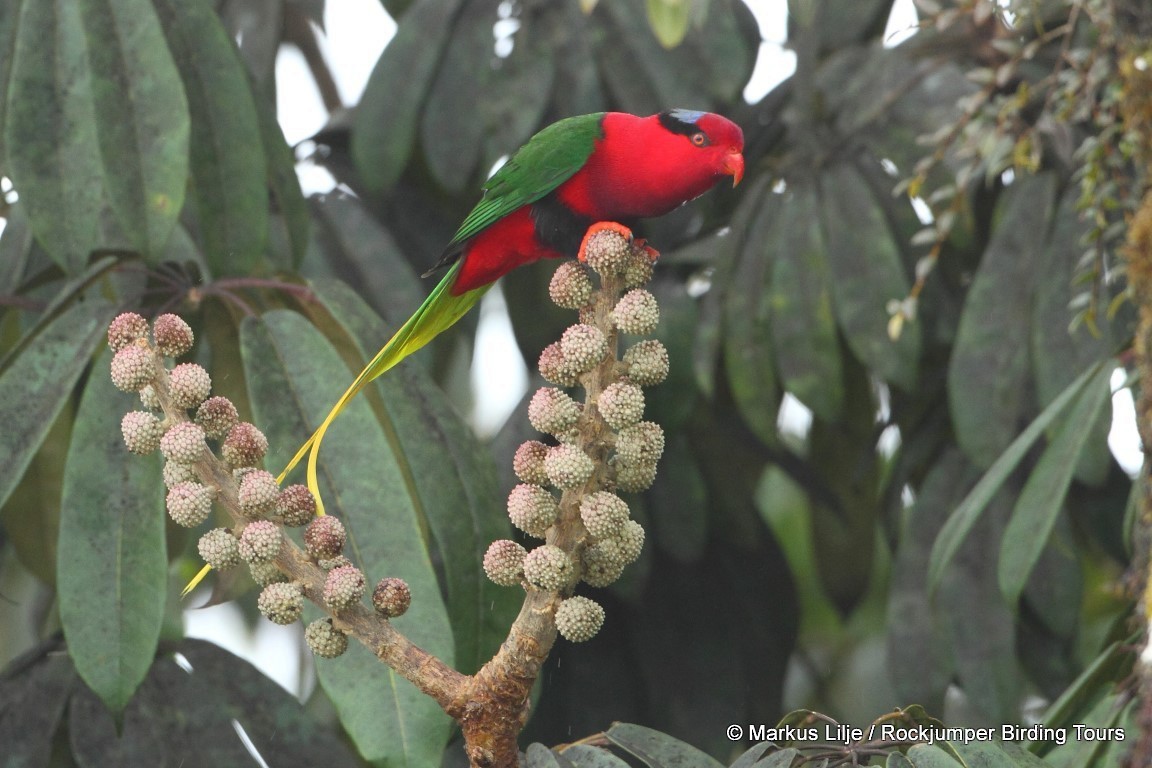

278,262,489,515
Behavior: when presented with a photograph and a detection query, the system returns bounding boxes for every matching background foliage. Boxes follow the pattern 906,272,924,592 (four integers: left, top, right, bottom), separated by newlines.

0,0,1140,765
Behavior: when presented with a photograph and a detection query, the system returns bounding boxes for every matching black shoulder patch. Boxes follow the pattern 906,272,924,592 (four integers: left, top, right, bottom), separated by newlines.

658,109,705,136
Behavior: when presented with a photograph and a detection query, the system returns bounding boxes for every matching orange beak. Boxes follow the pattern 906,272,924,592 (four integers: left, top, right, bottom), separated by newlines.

724,150,744,187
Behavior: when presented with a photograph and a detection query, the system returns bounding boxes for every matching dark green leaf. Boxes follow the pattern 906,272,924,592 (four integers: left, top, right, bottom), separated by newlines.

562,744,633,768
240,311,453,763
769,185,843,422
152,0,269,276
76,0,189,260
526,743,575,768
0,646,76,767
688,0,759,102
949,173,1056,466
995,743,1051,766
1035,640,1130,739
998,362,1112,605
308,277,518,673
253,81,309,270
352,0,465,193
598,2,705,113
742,747,798,768
0,0,16,164
819,162,920,390
480,17,556,164
724,186,781,444
887,753,914,768
5,0,110,273
906,744,960,768
927,360,1107,593
0,299,114,513
605,723,725,768
420,3,492,192
0,202,34,296
946,742,1020,768
647,435,707,562
58,347,166,714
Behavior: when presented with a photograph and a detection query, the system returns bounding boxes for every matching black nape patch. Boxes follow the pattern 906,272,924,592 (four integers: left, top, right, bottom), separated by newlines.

658,109,705,137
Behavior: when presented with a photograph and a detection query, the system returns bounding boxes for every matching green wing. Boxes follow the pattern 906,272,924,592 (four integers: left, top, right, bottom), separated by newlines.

427,112,605,273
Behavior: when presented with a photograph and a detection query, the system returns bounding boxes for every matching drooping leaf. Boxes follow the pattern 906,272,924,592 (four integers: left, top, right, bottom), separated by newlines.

58,347,166,714
604,722,725,768
0,644,76,766
927,359,1107,593
5,0,110,273
152,0,269,276
526,743,575,768
819,161,920,390
769,184,843,422
240,311,453,764
562,744,633,768
906,744,961,768
307,277,518,673
597,1,706,113
480,15,556,165
352,0,465,193
0,299,115,514
253,78,309,270
646,0,691,49
949,172,1057,466
76,0,189,260
998,362,1112,605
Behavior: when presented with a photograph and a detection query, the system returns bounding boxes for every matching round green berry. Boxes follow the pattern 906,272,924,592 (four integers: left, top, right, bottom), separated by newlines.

198,528,241,571
507,484,558,538
611,289,660,336
622,340,669,387
528,387,581,435
579,491,628,540
166,481,214,527
323,565,366,611
248,559,287,587
538,342,580,387
305,619,348,658
522,544,573,592
543,444,595,490
121,411,164,455
483,540,527,587
598,381,645,430
257,581,303,625
238,520,281,564
559,324,607,374
583,229,631,275
549,261,593,309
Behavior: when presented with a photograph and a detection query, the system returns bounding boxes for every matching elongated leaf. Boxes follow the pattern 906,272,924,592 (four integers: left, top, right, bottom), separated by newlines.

0,300,114,513
949,173,1056,466
526,743,575,768
58,347,166,714
562,744,633,768
769,185,843,422
353,0,465,193
604,723,725,768
998,362,1112,605
5,0,109,273
927,359,1106,593
724,186,782,444
307,277,518,673
906,744,961,768
0,1,16,164
0,645,76,766
152,0,268,276
77,0,189,260
646,0,691,49
253,80,309,270
480,15,555,164
819,162,920,390
240,312,452,764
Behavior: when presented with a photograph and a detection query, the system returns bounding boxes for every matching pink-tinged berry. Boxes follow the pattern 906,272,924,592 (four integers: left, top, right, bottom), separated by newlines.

257,581,303,625
522,544,573,592
611,289,660,336
583,229,631,275
372,577,412,617
198,528,241,570
318,555,353,571
507,483,558,538
121,411,164,455
305,619,348,658
623,250,655,288
622,340,669,387
162,460,198,488
513,440,550,485
528,387,581,435
614,421,665,466
323,565,366,611
168,363,212,410
152,314,194,357
238,470,280,517
549,261,594,309
110,344,156,393
580,491,629,540
581,540,627,588
238,520,281,564
249,560,287,587
221,422,268,468
139,384,161,410
160,421,207,465
598,381,645,430
558,324,607,373
304,515,346,560
166,482,214,527
538,342,580,387
195,396,239,440
543,443,594,490
107,313,149,352
275,484,316,527
483,540,527,587
554,595,605,642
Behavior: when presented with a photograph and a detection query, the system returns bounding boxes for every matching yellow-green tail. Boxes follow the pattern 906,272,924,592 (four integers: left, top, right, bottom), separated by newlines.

182,264,486,599
278,262,488,514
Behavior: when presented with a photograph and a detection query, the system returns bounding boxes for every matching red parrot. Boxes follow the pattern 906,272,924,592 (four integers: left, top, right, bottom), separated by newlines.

280,109,744,510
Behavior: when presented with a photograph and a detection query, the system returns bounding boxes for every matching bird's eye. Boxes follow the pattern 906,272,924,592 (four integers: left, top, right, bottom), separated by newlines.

690,132,709,147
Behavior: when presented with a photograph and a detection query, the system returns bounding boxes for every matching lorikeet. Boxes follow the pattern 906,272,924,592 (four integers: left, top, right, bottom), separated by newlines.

280,109,744,510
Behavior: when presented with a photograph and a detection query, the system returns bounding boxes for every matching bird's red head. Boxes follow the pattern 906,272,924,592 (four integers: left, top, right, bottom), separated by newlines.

568,110,745,221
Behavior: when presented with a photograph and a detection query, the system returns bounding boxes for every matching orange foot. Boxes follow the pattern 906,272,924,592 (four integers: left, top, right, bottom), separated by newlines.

633,238,660,263
578,221,634,262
